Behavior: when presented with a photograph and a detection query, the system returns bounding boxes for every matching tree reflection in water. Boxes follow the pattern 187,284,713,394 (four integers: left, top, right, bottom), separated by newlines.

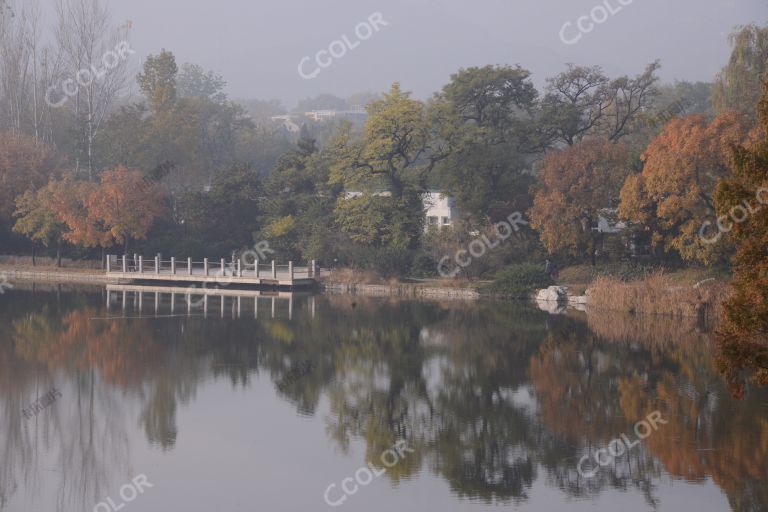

0,286,766,510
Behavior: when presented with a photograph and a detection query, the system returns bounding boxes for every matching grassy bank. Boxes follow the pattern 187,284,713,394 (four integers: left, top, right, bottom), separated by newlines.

0,255,101,271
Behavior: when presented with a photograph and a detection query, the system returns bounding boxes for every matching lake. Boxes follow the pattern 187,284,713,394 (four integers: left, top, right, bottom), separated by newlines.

1,283,766,512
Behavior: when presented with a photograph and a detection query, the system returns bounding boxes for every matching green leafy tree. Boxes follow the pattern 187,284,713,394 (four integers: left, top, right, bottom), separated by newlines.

13,182,68,266
257,130,340,261
331,84,453,249
137,49,178,114
177,63,227,103
177,164,262,256
434,65,541,224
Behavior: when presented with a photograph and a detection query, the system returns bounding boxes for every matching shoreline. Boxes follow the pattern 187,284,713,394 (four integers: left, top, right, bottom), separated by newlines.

1,268,120,285
1,267,483,301
0,267,729,317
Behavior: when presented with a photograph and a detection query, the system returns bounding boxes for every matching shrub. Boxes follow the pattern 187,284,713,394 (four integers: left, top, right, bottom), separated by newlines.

409,251,438,278
483,263,554,297
341,245,414,278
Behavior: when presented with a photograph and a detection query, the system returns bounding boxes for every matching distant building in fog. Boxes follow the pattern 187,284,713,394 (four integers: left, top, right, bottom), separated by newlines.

269,115,301,133
303,109,368,124
343,189,459,231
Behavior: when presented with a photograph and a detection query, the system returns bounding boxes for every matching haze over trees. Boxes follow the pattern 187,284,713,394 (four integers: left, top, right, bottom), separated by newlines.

0,2,766,308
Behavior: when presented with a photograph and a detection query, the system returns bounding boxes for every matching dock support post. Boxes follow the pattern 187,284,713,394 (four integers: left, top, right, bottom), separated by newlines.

289,261,294,280
122,255,127,273
237,259,242,277
255,259,260,278
311,260,316,278
155,255,160,274
106,255,111,272
188,257,192,275
204,258,209,276
171,257,176,275
220,258,225,276
271,260,276,279
139,256,143,273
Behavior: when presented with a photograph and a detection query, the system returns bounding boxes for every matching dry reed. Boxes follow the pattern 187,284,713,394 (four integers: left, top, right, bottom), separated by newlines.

588,271,731,319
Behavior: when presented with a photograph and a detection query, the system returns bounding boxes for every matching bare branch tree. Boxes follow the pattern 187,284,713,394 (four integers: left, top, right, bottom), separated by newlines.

54,0,133,179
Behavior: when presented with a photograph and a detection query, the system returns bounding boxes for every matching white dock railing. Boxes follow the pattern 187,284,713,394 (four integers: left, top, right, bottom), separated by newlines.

106,255,318,281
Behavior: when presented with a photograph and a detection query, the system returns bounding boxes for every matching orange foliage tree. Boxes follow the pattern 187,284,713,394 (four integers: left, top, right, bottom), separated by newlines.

529,139,632,264
47,174,109,249
618,113,754,264
713,82,768,396
43,168,167,256
83,166,168,254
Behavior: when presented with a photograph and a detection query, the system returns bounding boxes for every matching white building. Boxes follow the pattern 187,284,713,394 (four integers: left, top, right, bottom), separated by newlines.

423,192,459,230
343,190,392,200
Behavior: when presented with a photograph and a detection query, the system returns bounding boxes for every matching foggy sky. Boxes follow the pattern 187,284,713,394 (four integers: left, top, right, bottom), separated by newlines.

45,0,768,107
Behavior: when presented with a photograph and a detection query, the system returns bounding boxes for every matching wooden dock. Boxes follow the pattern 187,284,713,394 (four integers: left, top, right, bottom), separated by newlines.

106,255,318,288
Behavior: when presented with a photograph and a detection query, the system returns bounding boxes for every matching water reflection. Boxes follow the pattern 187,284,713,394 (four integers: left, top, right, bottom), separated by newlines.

0,284,766,511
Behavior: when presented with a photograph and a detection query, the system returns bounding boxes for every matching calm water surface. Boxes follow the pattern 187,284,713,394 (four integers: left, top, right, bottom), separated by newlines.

1,283,766,512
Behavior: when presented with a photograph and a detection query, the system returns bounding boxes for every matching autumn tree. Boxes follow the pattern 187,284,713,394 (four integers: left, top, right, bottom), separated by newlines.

619,113,754,264
713,81,768,395
529,139,632,264
0,132,58,230
46,173,107,252
712,24,768,116
13,181,67,266
84,166,168,254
